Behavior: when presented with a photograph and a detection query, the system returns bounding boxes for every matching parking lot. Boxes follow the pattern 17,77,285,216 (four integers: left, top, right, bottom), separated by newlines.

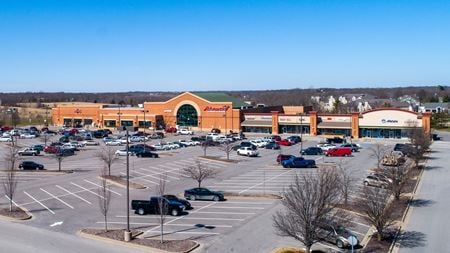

0,131,401,252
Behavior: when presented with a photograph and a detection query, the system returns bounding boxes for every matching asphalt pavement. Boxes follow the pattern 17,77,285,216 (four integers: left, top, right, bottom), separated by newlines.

398,131,450,253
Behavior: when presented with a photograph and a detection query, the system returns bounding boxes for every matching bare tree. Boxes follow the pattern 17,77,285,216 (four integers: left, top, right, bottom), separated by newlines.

53,153,65,171
156,174,168,244
272,168,345,252
407,127,432,168
2,145,19,212
182,160,218,188
201,141,209,157
97,166,112,232
369,142,389,171
385,161,413,200
219,141,234,160
39,133,52,147
97,146,118,176
358,186,396,241
336,159,353,207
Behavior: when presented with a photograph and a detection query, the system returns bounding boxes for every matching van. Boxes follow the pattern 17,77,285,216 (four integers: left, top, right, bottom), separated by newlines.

325,147,352,157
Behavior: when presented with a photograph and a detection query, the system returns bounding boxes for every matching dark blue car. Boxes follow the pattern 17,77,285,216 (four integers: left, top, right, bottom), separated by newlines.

281,156,316,168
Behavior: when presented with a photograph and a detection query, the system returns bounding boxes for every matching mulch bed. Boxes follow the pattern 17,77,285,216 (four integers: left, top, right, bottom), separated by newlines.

0,207,31,220
101,175,146,189
81,229,198,252
198,156,239,163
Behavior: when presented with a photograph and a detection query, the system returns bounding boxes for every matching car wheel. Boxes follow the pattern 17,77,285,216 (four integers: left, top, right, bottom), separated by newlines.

364,181,369,186
171,209,179,216
190,195,196,201
336,240,344,248
137,208,145,215
213,196,220,202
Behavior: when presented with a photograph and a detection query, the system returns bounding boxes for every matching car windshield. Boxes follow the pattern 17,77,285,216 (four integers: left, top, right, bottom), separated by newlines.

336,226,353,237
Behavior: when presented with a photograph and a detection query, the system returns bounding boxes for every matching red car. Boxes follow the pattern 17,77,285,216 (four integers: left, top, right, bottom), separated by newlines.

276,139,292,146
165,127,177,133
44,146,60,154
277,154,295,164
325,147,352,157
271,135,282,141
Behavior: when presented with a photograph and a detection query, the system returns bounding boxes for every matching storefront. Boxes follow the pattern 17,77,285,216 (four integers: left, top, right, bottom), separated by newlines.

241,114,273,133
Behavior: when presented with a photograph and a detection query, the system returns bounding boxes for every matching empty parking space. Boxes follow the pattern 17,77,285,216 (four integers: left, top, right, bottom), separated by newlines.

94,199,276,240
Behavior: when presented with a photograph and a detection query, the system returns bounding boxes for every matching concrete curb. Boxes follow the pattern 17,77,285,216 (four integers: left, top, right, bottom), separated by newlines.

78,229,200,253
0,206,33,222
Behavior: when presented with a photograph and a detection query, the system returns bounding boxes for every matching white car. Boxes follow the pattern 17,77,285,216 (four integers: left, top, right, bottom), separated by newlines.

178,129,193,135
250,139,266,148
105,140,122,146
237,147,259,157
84,140,100,146
179,140,194,146
317,143,337,151
20,133,36,139
115,149,134,156
165,142,180,149
0,136,12,142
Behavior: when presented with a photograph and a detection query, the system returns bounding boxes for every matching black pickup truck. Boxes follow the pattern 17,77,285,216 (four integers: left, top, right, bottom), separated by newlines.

131,196,186,216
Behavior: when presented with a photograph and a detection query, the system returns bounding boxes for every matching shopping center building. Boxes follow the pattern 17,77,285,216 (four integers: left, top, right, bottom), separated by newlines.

52,92,431,139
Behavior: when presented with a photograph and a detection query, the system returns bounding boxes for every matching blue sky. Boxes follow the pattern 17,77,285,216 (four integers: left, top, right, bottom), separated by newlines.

0,0,449,92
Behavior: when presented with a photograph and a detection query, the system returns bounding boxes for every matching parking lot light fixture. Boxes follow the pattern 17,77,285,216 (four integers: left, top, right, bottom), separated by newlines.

119,126,134,242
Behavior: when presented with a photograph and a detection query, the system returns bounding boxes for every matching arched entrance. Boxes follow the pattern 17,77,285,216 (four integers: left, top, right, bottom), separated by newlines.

176,104,198,127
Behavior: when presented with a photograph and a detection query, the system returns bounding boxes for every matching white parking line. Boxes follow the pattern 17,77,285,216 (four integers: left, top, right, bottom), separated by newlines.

120,172,159,185
97,221,232,228
239,169,294,194
23,191,55,214
55,185,92,204
194,211,256,215
40,188,74,209
4,195,21,207
116,215,245,221
83,180,122,196
138,168,179,179
70,182,104,199
155,165,185,175
133,171,170,182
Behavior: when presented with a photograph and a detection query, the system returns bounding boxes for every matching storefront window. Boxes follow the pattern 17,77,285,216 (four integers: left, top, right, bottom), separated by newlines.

104,120,116,127
84,119,93,125
242,126,272,134
138,121,151,128
121,120,133,126
176,104,198,127
63,118,72,126
359,128,408,139
318,128,351,136
280,125,310,134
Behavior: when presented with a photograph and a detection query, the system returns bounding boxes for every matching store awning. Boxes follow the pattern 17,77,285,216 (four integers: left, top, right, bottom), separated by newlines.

318,122,351,129
241,120,272,127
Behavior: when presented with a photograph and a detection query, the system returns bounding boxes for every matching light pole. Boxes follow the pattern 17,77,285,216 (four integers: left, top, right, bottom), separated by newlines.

141,110,149,145
117,105,122,130
299,113,304,156
120,125,134,242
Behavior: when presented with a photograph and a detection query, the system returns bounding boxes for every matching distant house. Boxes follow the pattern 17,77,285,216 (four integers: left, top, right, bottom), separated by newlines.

419,103,450,113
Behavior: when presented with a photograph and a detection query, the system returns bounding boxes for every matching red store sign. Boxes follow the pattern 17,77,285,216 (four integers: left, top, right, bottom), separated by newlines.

204,105,230,112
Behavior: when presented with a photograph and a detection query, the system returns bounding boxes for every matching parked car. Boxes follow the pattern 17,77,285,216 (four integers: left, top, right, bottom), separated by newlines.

105,139,122,146
44,146,60,153
317,143,337,151
276,139,292,146
363,174,391,188
18,148,40,156
93,130,108,138
250,139,266,148
276,154,295,164
271,135,282,141
20,133,36,139
115,149,134,156
0,136,12,142
301,147,323,155
56,148,75,156
326,148,352,157
237,147,259,157
131,197,185,216
135,150,159,158
326,137,346,144
281,156,316,168
163,195,192,210
287,135,302,144
211,128,221,134
265,141,280,150
165,127,177,133
319,224,359,248
129,144,156,153
178,128,193,135
184,187,224,201
31,144,45,152
233,141,257,151
84,140,100,146
340,143,359,152
19,161,44,170
432,133,441,141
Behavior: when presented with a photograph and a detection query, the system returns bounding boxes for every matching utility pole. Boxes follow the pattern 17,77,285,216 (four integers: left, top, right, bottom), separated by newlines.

299,113,304,156
121,125,134,242
142,110,149,146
